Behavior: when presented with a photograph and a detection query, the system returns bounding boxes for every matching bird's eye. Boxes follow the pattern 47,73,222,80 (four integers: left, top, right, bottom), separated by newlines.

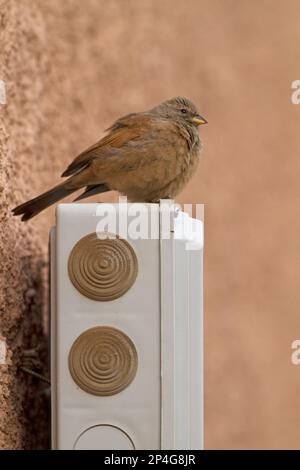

181,108,187,114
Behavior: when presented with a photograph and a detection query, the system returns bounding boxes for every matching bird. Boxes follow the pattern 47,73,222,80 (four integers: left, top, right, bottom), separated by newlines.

12,96,207,221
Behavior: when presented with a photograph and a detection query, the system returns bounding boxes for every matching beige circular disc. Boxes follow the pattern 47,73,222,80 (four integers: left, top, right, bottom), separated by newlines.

68,326,138,396
68,233,138,301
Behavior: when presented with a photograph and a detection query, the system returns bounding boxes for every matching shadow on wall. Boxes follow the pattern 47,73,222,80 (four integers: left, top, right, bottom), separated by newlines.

17,255,50,449
1,252,49,449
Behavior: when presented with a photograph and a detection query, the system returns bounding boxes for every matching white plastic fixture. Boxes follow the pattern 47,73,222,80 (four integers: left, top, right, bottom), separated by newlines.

50,201,204,450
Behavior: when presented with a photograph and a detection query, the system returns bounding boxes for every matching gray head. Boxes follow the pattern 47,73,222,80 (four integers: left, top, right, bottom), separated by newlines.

150,96,207,127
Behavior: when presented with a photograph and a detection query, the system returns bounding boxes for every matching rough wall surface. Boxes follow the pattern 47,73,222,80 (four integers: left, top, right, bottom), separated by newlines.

1,0,300,449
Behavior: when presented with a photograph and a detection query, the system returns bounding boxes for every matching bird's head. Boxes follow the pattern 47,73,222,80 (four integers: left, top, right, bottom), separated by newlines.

151,96,207,127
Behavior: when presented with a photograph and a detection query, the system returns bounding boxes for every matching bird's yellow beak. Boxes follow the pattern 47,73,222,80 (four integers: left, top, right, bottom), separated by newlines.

192,115,207,126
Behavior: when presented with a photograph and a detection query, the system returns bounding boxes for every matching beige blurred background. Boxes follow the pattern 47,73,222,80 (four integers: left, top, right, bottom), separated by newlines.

1,0,300,449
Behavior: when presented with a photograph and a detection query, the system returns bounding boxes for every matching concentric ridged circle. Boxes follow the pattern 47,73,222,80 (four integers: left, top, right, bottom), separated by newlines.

68,233,138,301
68,326,138,396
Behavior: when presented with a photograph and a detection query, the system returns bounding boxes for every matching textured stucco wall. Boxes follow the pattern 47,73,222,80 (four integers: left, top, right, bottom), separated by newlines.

1,0,300,450
0,0,50,449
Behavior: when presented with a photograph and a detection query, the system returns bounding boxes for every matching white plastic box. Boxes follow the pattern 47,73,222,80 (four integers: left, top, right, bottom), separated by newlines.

50,201,204,450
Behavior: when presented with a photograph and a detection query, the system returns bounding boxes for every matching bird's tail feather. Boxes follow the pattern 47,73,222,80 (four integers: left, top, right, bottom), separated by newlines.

12,182,78,221
73,183,109,201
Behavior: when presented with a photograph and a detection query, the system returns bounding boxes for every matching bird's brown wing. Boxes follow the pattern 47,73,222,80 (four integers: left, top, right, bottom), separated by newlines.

61,113,153,177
